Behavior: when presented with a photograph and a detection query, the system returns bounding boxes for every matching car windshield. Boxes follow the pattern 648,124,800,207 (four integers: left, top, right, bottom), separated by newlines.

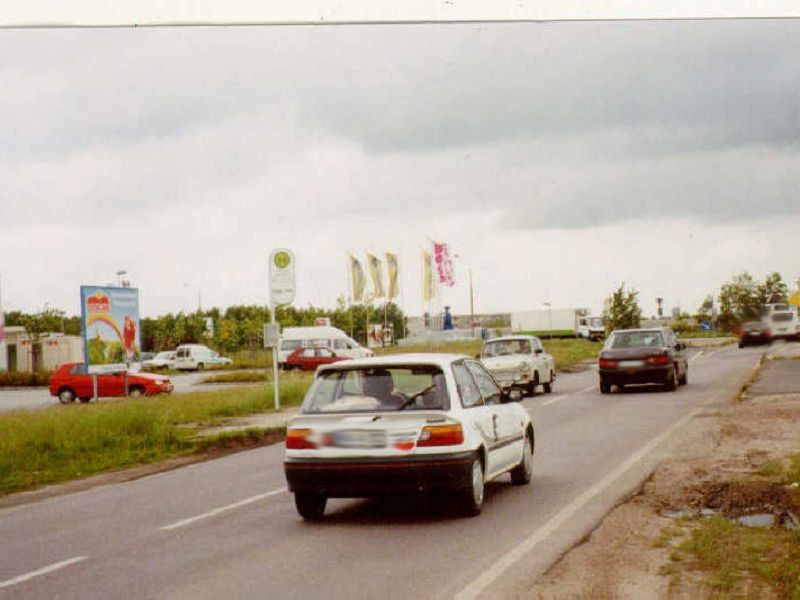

607,331,665,349
302,366,448,413
482,339,531,357
771,312,794,322
743,321,765,329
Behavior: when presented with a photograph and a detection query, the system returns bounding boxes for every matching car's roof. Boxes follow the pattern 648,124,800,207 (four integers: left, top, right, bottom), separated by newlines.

485,335,538,343
317,353,468,371
609,328,670,334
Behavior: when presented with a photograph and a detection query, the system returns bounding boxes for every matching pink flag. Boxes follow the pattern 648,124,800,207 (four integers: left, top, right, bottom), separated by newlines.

433,242,455,287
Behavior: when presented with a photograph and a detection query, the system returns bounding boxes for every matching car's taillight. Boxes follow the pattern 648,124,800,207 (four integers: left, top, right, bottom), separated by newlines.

286,428,316,449
646,355,670,365
598,358,618,368
417,424,464,447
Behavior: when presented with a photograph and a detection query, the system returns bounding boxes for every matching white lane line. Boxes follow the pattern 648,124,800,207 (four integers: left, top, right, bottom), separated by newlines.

0,556,88,590
160,487,288,531
689,350,705,362
539,384,596,406
455,408,700,600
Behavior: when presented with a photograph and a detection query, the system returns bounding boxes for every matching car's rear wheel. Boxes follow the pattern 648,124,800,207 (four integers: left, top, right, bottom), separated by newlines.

58,388,76,404
196,363,205,371
129,386,144,398
678,367,688,386
458,455,485,517
294,492,327,521
665,367,678,391
510,431,534,486
600,381,611,394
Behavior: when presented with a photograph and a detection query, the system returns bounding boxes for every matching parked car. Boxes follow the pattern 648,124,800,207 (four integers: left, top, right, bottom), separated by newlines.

142,351,176,370
49,362,173,404
737,321,772,348
479,335,555,396
173,344,232,370
597,328,688,393
283,354,534,520
284,346,348,371
765,310,800,341
141,352,156,362
278,326,374,364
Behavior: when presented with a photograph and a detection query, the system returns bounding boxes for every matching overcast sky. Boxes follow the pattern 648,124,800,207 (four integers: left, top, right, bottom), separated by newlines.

1,19,798,318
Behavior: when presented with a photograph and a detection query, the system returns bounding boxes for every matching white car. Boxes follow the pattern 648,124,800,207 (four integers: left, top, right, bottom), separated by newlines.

142,351,176,370
173,344,232,370
283,354,534,520
480,335,555,396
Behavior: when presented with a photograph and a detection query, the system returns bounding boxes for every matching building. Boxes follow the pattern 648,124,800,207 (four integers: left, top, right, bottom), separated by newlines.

2,326,84,372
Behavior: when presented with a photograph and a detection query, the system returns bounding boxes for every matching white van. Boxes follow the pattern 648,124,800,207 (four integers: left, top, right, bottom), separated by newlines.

277,327,373,364
173,344,232,371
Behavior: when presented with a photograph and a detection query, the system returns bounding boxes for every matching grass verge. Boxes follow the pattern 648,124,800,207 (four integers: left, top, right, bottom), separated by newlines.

199,370,314,385
0,384,309,497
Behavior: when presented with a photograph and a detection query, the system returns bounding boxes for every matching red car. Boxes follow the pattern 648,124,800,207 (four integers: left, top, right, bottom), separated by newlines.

49,362,174,404
284,347,348,371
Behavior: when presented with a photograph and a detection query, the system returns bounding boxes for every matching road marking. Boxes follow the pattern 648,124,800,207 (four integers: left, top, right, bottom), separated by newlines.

455,408,700,600
539,384,595,406
689,350,705,362
160,487,288,531
0,556,88,590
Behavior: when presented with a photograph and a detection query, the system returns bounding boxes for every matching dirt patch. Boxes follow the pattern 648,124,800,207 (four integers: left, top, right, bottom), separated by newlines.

528,393,800,599
0,428,286,511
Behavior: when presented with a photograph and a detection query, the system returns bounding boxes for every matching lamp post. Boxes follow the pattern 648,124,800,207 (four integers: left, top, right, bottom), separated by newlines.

543,301,552,339
454,253,476,337
116,270,127,287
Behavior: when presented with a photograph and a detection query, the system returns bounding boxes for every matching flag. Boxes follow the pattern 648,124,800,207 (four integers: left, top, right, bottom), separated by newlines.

433,242,455,287
349,255,366,302
422,251,436,302
386,252,400,300
367,253,385,298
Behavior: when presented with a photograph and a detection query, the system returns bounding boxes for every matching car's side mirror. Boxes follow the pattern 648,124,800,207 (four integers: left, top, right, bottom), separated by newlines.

534,348,543,354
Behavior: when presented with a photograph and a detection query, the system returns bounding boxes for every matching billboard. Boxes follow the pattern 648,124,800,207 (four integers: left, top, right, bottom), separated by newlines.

80,286,141,374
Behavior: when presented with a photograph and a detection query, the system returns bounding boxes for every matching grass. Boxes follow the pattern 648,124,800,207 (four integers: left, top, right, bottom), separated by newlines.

200,370,314,385
677,516,800,597
381,338,601,371
0,383,310,497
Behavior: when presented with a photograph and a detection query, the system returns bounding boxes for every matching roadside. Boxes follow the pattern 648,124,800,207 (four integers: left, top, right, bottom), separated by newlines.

528,348,800,599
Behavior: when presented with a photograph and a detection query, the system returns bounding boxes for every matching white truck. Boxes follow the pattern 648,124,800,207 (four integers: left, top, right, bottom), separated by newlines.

511,308,604,340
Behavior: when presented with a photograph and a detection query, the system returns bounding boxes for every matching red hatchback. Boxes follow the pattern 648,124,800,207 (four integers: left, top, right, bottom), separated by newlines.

49,362,174,404
284,347,348,371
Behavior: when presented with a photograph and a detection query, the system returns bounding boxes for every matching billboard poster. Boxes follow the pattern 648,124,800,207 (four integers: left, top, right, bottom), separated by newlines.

80,285,140,374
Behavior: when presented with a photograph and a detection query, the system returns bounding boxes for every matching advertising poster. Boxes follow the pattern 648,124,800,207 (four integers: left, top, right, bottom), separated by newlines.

80,286,141,374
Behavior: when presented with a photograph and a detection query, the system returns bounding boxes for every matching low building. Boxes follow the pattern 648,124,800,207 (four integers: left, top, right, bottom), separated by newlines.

3,327,84,372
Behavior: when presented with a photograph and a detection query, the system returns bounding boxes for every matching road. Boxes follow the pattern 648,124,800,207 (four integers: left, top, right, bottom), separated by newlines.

0,346,764,599
0,371,253,413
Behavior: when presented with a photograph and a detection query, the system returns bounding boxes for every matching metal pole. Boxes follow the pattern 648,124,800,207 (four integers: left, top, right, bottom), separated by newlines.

271,303,280,410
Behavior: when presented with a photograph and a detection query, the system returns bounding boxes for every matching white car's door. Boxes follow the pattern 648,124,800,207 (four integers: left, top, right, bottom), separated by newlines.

452,361,499,473
531,338,552,383
466,360,524,476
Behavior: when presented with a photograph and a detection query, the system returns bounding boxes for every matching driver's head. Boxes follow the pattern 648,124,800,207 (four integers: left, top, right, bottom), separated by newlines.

363,370,394,399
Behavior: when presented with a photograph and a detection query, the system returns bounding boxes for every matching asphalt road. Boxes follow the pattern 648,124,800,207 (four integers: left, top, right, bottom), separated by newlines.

0,346,763,599
0,371,245,413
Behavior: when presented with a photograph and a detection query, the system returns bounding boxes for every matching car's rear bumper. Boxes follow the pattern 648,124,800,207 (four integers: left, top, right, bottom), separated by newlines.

599,366,673,385
284,451,474,497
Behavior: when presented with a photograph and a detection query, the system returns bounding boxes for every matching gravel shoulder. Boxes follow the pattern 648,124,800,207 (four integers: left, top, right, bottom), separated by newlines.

529,360,800,599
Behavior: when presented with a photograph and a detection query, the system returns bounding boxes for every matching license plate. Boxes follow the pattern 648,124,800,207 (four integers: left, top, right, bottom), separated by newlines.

619,360,644,368
331,430,387,449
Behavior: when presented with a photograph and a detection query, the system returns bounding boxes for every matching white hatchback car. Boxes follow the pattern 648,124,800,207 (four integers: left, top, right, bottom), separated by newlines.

284,354,535,520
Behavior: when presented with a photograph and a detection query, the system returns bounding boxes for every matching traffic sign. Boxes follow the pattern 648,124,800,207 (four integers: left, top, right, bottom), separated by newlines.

263,323,280,348
700,320,711,331
269,248,296,306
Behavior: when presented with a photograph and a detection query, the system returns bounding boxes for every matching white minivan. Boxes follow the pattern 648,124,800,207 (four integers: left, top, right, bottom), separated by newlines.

277,327,374,364
173,344,232,371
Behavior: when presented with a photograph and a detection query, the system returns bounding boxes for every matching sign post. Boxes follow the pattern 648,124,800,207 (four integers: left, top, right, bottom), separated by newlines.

268,248,296,410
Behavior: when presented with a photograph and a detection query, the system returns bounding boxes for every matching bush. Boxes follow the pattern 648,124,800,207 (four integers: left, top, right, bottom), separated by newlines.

0,371,52,387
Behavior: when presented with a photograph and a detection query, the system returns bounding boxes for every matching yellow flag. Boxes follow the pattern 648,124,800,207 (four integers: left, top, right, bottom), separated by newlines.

367,253,385,298
386,252,399,300
349,255,365,302
422,251,436,301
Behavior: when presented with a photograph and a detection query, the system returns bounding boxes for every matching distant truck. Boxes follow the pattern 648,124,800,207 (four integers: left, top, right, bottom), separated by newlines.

511,308,605,340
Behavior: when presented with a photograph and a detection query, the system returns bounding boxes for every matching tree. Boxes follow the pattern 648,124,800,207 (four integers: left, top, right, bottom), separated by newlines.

602,284,642,332
696,295,714,323
757,272,788,305
717,272,761,329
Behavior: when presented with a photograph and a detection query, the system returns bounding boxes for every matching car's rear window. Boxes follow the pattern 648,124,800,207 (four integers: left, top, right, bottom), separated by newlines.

302,366,449,413
607,331,665,349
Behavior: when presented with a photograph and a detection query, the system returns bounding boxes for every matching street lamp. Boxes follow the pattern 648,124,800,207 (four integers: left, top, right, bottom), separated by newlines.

543,301,552,339
116,270,127,287
453,253,476,337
